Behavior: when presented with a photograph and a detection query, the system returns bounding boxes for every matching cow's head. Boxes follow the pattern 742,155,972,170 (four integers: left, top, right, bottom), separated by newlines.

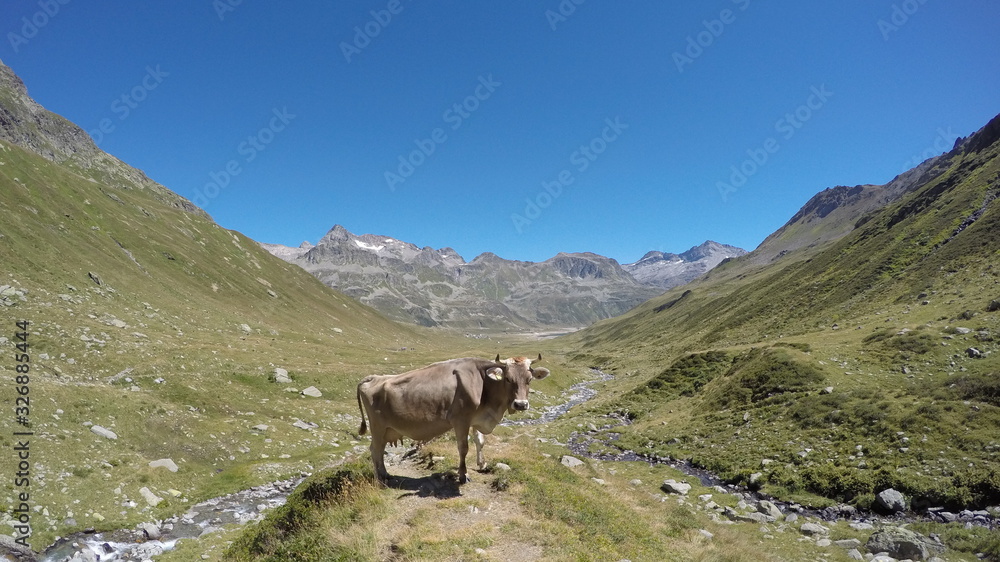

486,353,550,412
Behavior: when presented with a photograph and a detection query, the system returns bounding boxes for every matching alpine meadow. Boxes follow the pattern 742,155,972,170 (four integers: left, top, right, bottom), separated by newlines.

2,3,1000,562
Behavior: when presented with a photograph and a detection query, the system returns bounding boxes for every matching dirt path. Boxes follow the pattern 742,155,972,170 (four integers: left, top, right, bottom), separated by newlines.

375,441,542,562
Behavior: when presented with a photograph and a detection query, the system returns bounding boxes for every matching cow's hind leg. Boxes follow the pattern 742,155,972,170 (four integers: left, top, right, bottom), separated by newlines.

454,424,471,484
369,430,390,483
472,430,487,470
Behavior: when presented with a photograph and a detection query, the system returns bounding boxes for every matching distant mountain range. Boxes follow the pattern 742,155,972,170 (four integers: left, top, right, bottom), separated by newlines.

262,228,746,330
623,241,747,288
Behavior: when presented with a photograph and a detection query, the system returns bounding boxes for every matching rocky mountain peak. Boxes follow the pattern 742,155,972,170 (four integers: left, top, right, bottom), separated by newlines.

624,241,747,289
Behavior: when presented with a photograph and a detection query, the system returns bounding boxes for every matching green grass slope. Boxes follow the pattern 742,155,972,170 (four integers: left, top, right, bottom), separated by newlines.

0,136,458,549
565,113,1000,512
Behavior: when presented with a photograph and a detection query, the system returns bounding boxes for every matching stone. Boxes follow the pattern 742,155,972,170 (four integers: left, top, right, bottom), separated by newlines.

816,538,832,547
820,386,834,394
494,463,512,471
699,529,714,540
846,548,863,560
758,500,783,520
799,522,829,536
865,526,943,560
252,424,269,432
90,425,118,440
239,323,252,334
560,455,584,468
149,458,178,472
273,368,292,383
140,522,161,540
292,420,317,430
661,479,692,495
139,487,163,507
835,538,863,549
300,386,323,398
875,488,907,513
966,347,983,358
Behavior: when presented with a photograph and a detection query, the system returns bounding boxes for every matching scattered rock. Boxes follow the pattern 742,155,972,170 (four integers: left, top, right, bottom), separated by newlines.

875,488,907,513
820,386,834,395
699,529,714,540
758,500,782,520
139,522,161,540
966,347,983,358
560,455,584,468
88,271,103,285
138,487,163,507
292,420,317,431
90,425,118,440
846,548,863,560
273,368,292,384
252,424,269,432
865,526,944,560
834,538,862,549
149,458,178,472
660,479,692,495
494,463,512,472
238,323,252,334
799,522,829,536
987,300,1000,312
300,386,322,398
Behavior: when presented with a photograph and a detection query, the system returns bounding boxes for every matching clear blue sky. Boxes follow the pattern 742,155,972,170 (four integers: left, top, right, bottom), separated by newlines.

3,1,998,263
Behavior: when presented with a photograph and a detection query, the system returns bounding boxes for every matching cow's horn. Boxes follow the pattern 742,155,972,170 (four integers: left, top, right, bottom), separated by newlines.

495,354,501,362
535,353,542,363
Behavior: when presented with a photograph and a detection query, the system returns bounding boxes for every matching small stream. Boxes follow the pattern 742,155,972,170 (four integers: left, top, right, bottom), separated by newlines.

13,368,995,561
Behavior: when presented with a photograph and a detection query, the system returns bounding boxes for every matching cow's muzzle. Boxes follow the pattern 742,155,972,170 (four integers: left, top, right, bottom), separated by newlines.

512,399,529,411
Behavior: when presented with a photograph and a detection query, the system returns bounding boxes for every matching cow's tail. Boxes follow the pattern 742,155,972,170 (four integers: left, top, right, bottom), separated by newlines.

356,379,368,435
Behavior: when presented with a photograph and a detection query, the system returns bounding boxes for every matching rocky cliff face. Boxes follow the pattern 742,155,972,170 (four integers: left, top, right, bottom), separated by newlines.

623,241,748,289
263,225,665,330
0,58,202,215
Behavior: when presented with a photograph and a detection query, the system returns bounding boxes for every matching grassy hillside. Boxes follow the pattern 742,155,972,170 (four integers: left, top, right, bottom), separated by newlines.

564,114,1000,512
0,137,487,550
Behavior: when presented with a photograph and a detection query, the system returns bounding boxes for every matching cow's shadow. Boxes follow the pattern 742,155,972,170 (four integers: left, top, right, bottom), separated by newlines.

387,471,465,499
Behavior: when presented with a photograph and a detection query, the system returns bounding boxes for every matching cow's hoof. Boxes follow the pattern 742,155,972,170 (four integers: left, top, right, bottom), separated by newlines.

458,474,471,484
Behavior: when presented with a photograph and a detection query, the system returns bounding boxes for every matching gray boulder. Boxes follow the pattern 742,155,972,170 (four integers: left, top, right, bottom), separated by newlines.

300,386,323,398
865,526,943,560
273,368,292,384
799,522,829,536
90,425,118,440
560,455,584,468
661,479,692,495
875,488,906,513
757,500,783,520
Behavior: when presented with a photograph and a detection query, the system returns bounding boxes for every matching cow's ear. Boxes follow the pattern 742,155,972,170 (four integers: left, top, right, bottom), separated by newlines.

531,367,550,380
486,367,504,381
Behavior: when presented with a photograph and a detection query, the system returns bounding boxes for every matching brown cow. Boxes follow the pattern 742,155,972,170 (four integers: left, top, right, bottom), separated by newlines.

356,354,550,483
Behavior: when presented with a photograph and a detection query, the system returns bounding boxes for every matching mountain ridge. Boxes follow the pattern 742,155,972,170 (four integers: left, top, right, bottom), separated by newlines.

262,226,748,329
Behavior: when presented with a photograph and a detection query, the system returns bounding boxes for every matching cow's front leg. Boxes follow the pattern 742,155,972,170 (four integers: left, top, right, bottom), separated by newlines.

472,430,487,470
454,424,471,483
